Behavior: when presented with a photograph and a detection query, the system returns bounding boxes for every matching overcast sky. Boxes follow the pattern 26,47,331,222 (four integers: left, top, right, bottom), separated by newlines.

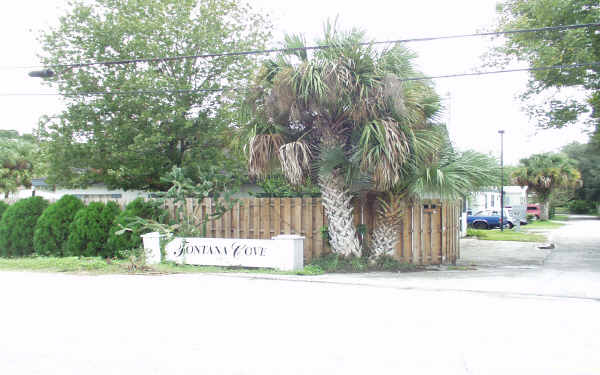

0,0,591,165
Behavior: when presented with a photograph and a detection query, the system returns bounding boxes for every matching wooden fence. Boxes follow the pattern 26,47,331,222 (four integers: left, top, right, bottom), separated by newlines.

163,197,460,265
1,195,460,265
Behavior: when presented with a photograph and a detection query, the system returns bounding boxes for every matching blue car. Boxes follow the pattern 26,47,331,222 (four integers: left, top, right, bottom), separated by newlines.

467,210,511,230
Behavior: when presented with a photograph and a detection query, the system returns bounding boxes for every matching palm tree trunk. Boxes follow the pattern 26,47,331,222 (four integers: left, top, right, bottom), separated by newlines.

371,223,398,257
319,175,362,257
540,200,550,220
370,193,403,258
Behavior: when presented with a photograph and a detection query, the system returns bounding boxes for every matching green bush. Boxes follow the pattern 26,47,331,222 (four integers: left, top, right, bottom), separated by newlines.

65,202,120,257
308,253,417,273
33,195,84,256
106,198,166,258
255,175,321,198
0,201,9,220
0,197,49,257
568,200,595,214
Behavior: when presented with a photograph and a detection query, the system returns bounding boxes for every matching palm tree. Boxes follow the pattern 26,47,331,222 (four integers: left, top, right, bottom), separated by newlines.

243,24,442,256
370,129,501,257
513,153,581,220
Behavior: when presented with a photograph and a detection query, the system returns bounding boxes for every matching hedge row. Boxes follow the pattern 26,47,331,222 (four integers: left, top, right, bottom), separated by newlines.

0,196,164,258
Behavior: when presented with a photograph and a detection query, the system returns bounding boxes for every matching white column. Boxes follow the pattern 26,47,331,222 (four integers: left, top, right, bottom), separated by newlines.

271,235,304,271
141,232,165,265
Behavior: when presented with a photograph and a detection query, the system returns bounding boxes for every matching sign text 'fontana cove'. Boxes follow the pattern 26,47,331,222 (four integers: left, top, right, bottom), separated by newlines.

163,236,304,271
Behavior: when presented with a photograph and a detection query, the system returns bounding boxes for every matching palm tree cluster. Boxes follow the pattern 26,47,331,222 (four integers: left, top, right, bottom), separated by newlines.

513,153,581,220
242,24,499,257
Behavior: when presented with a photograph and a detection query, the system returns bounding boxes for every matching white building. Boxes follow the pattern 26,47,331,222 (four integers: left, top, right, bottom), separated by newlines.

469,186,528,213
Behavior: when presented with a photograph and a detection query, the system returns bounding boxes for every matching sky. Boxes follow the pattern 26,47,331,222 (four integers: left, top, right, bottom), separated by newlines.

0,0,591,165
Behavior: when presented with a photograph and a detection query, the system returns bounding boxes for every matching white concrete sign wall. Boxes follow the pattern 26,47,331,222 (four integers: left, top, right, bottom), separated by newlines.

142,233,304,271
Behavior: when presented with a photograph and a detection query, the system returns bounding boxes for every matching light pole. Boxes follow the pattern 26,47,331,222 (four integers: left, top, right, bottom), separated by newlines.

498,130,505,231
28,69,55,78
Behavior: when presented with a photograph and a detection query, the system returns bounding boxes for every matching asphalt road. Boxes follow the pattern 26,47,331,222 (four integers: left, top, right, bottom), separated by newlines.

0,216,598,375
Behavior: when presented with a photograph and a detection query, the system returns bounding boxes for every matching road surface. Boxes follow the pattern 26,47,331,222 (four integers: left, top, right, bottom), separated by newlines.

0,216,598,374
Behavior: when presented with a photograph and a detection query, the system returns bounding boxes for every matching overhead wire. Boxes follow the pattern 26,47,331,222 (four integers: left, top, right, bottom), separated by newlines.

1,22,599,97
2,22,599,71
1,61,598,97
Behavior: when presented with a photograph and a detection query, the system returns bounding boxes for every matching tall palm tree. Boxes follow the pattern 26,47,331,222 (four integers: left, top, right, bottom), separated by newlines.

513,153,581,220
243,24,442,256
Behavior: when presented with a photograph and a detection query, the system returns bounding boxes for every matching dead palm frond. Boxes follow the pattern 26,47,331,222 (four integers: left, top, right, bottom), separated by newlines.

279,141,312,186
247,133,284,179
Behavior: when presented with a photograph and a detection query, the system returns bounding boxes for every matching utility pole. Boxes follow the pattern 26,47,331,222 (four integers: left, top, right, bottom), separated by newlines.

498,130,505,231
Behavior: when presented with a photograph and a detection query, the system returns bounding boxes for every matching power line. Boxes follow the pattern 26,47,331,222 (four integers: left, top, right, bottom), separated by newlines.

1,61,598,97
402,61,600,81
3,22,599,71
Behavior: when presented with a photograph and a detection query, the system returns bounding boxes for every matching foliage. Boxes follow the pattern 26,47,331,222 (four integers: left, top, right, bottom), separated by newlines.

396,131,501,200
562,142,600,203
0,197,49,257
106,198,167,258
568,199,596,214
254,174,321,197
242,23,444,256
0,132,37,198
513,152,581,219
492,0,600,137
0,201,8,220
121,166,238,238
33,195,84,256
307,253,417,273
37,0,272,190
65,202,120,257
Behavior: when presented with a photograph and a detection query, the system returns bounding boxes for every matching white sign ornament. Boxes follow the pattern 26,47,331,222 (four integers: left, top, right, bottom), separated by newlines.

142,234,304,271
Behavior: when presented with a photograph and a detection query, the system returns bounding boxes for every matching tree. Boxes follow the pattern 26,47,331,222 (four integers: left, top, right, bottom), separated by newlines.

512,153,581,220
0,197,49,257
370,131,501,257
562,141,600,205
493,0,600,138
38,0,271,190
0,132,38,198
33,195,84,256
65,201,120,257
243,24,443,257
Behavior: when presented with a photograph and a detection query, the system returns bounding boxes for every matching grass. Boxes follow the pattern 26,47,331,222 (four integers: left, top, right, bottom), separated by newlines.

0,256,125,273
0,253,422,276
467,228,547,243
524,220,566,230
551,215,570,221
0,256,326,276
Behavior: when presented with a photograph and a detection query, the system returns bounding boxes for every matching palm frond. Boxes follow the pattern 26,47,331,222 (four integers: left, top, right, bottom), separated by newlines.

279,141,312,186
247,132,285,179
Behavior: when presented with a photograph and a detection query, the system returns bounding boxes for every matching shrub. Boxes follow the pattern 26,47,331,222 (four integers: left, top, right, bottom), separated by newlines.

308,253,417,273
308,253,367,273
255,174,321,198
0,197,49,257
65,202,120,257
33,195,84,256
106,198,166,258
0,201,9,220
568,200,595,214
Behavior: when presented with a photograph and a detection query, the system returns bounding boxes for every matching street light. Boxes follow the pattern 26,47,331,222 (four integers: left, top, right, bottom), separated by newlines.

28,69,55,78
498,130,505,231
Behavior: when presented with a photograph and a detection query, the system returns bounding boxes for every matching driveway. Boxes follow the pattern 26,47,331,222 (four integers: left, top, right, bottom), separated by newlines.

0,216,598,375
